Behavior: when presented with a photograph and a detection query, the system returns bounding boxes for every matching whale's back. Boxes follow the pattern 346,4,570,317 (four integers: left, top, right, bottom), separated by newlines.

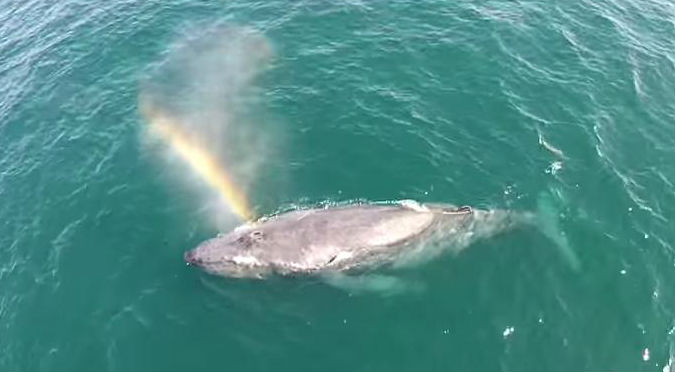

251,205,436,271
185,202,485,277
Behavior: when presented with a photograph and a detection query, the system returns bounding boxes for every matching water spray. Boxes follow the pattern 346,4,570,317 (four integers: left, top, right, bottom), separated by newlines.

139,98,254,221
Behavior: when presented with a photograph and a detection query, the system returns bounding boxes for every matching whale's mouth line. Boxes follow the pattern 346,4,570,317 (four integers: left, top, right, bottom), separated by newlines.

185,252,264,268
186,259,221,266
184,251,221,266
185,257,230,266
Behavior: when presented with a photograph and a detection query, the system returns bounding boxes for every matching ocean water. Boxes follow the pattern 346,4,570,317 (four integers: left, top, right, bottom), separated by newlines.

1,0,674,371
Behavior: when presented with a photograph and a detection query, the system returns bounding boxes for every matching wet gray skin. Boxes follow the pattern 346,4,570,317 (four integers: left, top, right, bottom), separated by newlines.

184,201,516,278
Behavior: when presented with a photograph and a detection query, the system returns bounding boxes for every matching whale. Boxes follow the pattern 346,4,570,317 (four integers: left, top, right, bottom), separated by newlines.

183,200,530,279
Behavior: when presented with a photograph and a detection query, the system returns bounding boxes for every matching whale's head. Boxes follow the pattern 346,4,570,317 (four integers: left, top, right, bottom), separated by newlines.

184,226,270,278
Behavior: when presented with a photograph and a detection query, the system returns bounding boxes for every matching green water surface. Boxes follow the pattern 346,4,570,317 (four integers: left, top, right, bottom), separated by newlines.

0,0,674,371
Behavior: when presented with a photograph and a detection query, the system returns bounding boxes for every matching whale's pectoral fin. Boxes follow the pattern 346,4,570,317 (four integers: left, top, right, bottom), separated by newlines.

320,272,424,296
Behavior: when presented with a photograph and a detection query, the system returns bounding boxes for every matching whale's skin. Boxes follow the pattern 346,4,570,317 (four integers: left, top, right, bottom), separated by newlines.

184,201,515,278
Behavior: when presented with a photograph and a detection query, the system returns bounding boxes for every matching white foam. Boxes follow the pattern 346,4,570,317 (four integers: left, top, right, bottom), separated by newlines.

334,251,353,262
399,200,429,212
546,161,563,175
503,326,515,338
233,222,256,233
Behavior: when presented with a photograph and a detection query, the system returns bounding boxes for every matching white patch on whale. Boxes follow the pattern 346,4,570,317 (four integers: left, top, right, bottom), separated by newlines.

366,212,434,246
232,255,259,265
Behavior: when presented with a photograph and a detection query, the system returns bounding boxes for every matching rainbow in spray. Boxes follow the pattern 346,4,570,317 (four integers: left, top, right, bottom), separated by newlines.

140,99,253,221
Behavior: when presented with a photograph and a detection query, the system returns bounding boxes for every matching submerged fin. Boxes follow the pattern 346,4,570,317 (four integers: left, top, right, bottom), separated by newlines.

531,191,581,270
321,272,423,296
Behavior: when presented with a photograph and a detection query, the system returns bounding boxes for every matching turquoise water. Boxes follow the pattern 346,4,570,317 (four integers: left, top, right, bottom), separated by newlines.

1,0,674,371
